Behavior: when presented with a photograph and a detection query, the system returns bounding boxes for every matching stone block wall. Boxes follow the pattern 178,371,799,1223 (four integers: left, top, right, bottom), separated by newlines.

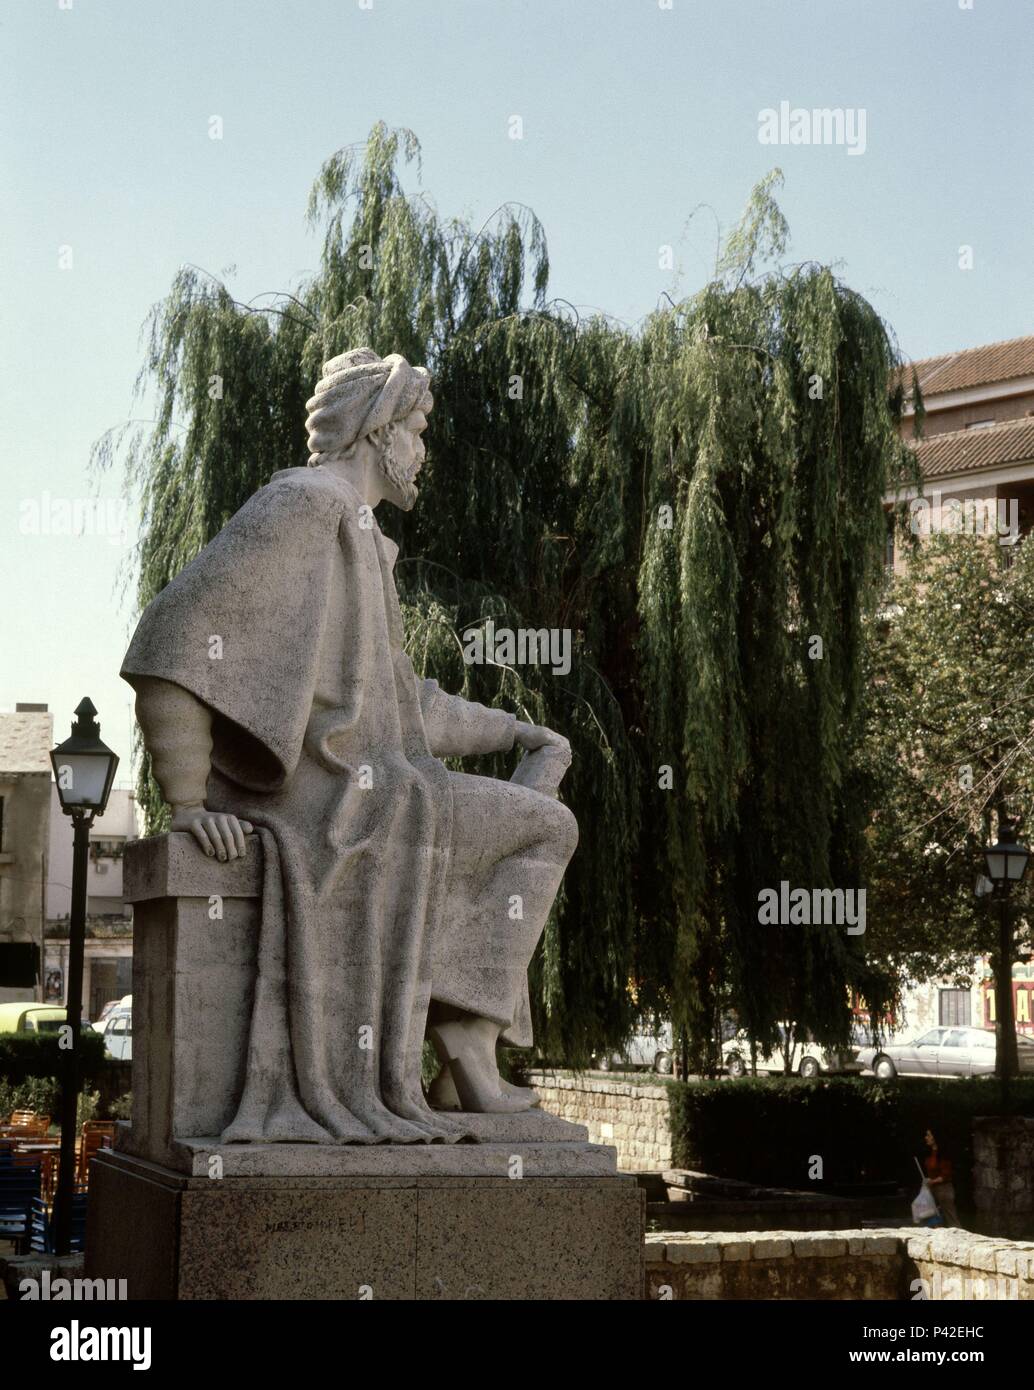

528,1071,672,1171
644,1227,1034,1300
645,1230,904,1299
908,1227,1034,1300
972,1116,1034,1239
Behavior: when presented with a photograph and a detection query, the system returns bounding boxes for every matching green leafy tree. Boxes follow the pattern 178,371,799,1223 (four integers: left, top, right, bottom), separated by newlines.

98,124,910,1064
862,531,1034,1076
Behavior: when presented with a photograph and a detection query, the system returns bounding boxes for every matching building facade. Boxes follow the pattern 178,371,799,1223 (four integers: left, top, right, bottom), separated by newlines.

45,784,138,1021
884,335,1034,1041
0,704,53,1003
889,335,1034,568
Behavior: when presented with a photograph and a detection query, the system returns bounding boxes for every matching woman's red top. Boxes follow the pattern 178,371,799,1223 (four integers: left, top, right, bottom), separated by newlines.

925,1153,953,1182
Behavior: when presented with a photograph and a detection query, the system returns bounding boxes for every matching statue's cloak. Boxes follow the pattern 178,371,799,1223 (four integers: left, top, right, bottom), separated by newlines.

122,467,479,1144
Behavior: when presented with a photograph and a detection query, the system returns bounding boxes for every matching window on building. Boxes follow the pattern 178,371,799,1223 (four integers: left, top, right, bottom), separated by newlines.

0,794,4,850
884,510,895,572
89,838,125,862
938,988,971,1027
0,943,39,989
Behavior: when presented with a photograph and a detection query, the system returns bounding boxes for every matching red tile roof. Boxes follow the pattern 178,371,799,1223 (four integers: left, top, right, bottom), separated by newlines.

896,335,1034,398
911,417,1034,480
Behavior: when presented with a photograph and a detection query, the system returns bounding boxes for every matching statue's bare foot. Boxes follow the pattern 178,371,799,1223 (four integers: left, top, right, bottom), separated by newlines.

427,1063,462,1112
453,1058,536,1113
428,1060,538,1112
427,1019,538,1113
499,1077,541,1107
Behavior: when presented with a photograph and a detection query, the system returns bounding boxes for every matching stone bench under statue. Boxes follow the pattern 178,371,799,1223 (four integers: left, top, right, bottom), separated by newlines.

85,347,642,1299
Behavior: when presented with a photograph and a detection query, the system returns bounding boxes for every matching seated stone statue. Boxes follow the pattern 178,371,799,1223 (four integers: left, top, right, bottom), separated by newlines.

121,348,577,1144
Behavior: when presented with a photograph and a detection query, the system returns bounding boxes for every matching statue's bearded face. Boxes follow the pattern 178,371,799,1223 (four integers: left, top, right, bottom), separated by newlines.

378,407,428,512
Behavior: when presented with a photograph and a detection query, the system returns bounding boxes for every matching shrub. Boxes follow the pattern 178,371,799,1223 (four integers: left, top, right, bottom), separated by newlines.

0,1076,61,1122
0,1078,104,1130
77,1090,101,1127
0,1030,106,1087
109,1091,132,1121
667,1076,1034,1206
0,1031,112,1130
498,1049,529,1088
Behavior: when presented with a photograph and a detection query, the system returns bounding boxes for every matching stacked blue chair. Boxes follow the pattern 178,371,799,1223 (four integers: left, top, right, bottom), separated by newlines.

0,1153,42,1253
28,1192,88,1253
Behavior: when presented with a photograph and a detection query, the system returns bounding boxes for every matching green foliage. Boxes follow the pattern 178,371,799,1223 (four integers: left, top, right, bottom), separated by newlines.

0,1075,61,1122
861,532,1034,984
0,1031,106,1088
667,1075,1034,1204
0,1079,107,1130
100,123,911,1063
497,1049,530,1088
0,1032,108,1132
109,1091,133,1121
77,1090,101,1127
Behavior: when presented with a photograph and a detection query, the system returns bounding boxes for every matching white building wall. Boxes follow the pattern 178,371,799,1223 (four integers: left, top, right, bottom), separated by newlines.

892,963,989,1041
45,784,138,1018
46,785,137,919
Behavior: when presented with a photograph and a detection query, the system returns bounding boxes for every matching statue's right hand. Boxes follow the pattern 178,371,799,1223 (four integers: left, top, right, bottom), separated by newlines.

514,720,571,756
171,804,254,861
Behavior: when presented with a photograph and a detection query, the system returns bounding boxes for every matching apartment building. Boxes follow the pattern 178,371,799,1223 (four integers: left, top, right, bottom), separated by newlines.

889,334,1034,565
0,704,53,1002
884,335,1034,1038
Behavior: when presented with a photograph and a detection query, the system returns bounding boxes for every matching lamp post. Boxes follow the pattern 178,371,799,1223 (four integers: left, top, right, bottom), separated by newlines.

50,698,118,1256
983,817,1031,1101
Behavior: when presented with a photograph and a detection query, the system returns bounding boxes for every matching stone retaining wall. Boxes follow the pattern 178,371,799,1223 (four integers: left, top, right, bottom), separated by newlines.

528,1071,672,1170
973,1116,1034,1239
644,1227,1034,1300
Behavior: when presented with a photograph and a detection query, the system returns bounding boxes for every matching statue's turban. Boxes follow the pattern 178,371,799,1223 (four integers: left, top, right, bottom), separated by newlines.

305,348,432,462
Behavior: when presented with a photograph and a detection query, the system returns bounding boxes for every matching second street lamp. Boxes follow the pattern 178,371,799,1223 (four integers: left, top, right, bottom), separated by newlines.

983,817,1031,1099
49,698,119,1257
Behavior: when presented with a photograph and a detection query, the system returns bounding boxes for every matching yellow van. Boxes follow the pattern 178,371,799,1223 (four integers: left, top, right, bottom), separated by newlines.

0,1003,68,1034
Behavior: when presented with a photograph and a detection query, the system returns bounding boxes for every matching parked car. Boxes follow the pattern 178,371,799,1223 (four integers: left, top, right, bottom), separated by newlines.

595,1020,673,1074
92,994,132,1033
858,1026,1034,1080
101,1005,132,1062
722,1022,867,1078
0,1003,67,1034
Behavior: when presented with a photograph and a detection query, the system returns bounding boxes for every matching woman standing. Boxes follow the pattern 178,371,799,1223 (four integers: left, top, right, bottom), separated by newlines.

923,1128,960,1227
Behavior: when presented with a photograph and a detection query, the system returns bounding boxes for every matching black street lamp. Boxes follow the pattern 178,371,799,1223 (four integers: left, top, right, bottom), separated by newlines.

49,698,119,1257
983,817,1030,1098
984,820,1031,889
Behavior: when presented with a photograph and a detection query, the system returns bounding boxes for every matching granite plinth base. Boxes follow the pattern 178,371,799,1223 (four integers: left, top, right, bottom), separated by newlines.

116,1107,613,1177
85,1149,644,1300
123,1109,614,1178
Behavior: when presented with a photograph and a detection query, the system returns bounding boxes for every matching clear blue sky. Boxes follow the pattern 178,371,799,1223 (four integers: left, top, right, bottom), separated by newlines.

2,0,1032,772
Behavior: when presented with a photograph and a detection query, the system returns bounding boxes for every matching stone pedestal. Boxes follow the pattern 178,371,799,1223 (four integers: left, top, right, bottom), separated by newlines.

87,835,642,1299
86,1149,641,1300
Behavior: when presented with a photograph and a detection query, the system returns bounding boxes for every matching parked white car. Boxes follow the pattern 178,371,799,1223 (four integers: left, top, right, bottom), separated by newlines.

722,1023,867,1078
101,1005,132,1062
92,993,132,1034
858,1026,1034,1080
595,1021,673,1075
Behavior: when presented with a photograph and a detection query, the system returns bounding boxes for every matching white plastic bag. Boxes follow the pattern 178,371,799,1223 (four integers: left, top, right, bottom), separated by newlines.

912,1182,938,1223
911,1157,938,1223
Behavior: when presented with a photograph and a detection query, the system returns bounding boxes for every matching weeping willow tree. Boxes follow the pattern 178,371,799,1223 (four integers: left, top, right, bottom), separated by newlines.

98,123,913,1064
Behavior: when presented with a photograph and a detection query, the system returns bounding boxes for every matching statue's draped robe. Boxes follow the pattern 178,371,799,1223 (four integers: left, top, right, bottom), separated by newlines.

122,468,522,1144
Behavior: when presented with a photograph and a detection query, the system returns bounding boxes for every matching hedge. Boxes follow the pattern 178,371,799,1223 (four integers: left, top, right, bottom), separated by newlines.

667,1076,1034,1207
0,1030,106,1088
0,1031,109,1124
